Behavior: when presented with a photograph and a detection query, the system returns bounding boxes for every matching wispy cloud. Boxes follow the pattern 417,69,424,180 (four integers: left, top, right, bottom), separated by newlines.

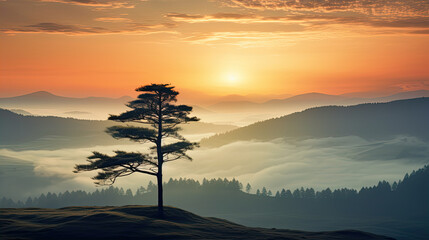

39,0,135,9
1,0,426,46
95,17,132,23
221,0,428,17
1,22,175,36
166,12,429,32
166,12,357,24
166,13,269,23
182,31,312,47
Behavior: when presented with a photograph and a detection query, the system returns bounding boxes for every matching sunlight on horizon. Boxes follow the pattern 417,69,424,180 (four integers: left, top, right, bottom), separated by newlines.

223,72,242,87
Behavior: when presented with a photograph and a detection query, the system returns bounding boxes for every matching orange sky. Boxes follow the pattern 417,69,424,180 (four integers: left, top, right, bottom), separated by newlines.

0,0,428,99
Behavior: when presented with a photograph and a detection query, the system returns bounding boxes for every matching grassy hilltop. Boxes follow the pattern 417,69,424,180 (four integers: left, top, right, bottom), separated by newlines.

0,206,394,240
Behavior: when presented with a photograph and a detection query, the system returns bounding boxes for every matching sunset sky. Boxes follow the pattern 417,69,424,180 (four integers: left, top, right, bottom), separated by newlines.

0,0,428,98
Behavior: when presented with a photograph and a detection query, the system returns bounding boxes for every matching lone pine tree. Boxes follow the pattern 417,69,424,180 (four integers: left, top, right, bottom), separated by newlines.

74,84,199,214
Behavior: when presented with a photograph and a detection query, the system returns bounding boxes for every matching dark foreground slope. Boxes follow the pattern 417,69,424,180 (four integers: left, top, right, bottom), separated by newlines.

0,206,393,240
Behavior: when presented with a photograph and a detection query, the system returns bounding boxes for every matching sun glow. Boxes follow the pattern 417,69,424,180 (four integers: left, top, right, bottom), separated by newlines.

225,73,240,85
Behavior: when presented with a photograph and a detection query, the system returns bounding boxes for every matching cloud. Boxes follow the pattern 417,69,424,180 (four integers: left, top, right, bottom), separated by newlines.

181,31,309,47
166,12,429,32
39,0,135,9
410,29,429,34
1,0,426,47
394,79,429,91
166,12,348,24
369,17,429,28
12,22,109,34
95,17,132,23
173,136,429,192
1,22,175,36
166,13,266,23
178,25,426,48
1,135,428,199
221,0,428,17
204,1,429,37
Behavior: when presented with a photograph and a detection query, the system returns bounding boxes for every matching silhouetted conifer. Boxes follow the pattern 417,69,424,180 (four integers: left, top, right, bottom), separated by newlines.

74,84,199,215
246,183,252,193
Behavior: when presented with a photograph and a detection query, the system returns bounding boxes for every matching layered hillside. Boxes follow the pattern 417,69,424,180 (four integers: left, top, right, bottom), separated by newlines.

201,98,429,147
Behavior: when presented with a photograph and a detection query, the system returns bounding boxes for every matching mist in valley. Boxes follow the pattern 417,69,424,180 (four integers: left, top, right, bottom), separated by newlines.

1,134,427,200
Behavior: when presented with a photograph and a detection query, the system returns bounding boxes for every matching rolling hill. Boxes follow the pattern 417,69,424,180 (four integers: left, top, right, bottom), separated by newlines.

0,206,393,240
0,109,237,150
201,98,429,147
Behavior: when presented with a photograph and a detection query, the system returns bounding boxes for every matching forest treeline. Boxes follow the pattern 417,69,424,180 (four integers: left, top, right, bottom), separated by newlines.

1,165,428,220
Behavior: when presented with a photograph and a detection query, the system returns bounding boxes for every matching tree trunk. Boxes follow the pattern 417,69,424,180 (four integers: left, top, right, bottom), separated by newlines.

157,92,164,217
157,164,163,216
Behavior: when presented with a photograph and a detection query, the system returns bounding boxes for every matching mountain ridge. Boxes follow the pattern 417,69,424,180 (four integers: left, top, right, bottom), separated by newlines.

0,91,133,107
206,90,429,113
201,97,429,147
0,108,237,150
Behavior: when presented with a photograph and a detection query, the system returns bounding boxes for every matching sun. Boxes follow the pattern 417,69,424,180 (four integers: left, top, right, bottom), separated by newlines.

226,73,240,85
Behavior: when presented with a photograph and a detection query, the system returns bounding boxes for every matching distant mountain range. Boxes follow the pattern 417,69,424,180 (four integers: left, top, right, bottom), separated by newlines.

8,109,32,115
0,91,214,120
200,98,429,147
0,109,237,150
1,90,428,125
206,90,429,113
2,90,428,114
0,91,133,107
0,91,133,120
